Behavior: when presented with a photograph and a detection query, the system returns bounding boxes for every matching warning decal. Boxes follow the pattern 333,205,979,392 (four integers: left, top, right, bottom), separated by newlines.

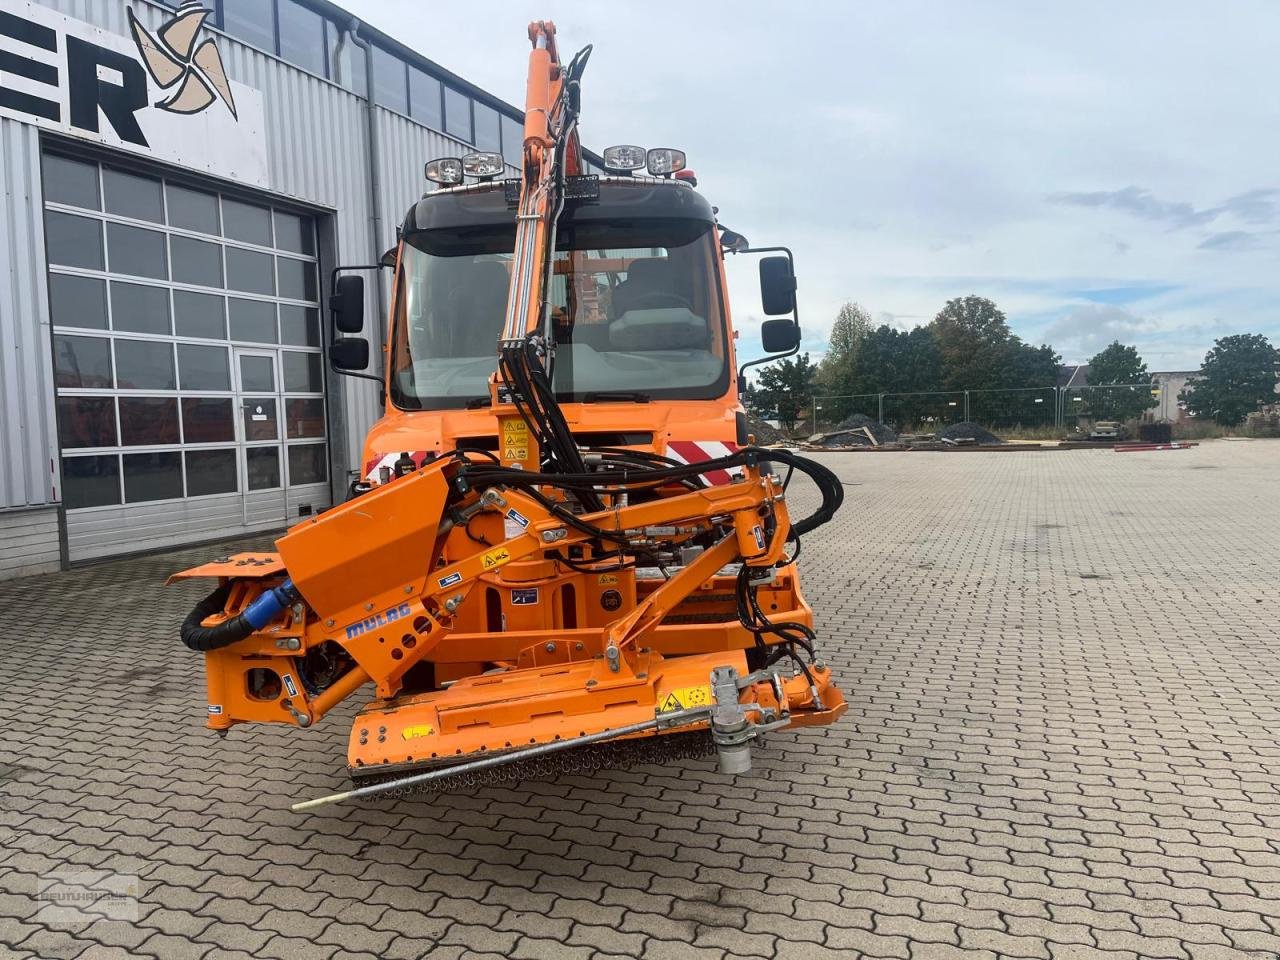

481,547,512,570
401,724,435,741
501,420,530,463
657,684,713,714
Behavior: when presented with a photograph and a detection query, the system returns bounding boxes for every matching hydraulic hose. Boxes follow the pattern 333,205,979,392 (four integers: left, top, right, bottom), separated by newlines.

181,579,300,652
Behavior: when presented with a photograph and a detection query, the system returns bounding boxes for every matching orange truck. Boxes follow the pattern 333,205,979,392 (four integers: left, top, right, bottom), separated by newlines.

172,21,846,811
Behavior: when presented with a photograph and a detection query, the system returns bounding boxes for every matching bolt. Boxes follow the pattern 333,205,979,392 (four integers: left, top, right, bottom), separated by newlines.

585,679,597,687
404,585,414,594
325,619,335,628
574,642,584,651
545,642,556,653
365,602,374,611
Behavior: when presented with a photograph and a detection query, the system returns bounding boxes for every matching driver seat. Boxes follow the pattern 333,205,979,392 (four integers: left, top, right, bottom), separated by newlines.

610,258,690,319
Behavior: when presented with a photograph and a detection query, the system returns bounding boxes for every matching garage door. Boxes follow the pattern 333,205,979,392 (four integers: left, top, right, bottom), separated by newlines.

42,150,332,562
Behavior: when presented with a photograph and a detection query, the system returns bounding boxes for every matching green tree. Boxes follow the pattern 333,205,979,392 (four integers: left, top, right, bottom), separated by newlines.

814,302,872,418
929,295,1015,391
1084,341,1157,421
754,353,817,433
1181,334,1280,425
848,325,943,426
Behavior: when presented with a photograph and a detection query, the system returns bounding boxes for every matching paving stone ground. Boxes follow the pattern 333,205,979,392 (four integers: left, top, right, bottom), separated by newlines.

2,440,1280,960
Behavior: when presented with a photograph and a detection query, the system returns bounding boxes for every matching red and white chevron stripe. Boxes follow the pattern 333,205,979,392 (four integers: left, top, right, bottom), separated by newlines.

665,440,743,485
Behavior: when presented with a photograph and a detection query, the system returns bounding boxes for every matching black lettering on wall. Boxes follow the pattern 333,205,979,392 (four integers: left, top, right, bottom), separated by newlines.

66,36,148,147
0,12,60,122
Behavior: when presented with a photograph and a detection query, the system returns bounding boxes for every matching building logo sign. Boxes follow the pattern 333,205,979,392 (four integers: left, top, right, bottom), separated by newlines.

127,2,236,119
0,0,267,185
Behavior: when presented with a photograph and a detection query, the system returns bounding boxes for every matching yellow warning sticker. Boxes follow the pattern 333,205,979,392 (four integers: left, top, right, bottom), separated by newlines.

481,547,512,570
657,684,713,714
597,573,619,586
401,724,435,740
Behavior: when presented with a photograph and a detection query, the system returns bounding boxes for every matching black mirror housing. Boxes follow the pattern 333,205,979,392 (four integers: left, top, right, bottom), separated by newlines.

759,256,797,316
331,275,365,333
761,318,800,353
331,336,370,371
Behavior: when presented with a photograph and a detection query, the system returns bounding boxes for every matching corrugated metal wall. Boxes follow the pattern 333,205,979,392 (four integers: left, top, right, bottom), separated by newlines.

8,0,506,512
0,118,57,509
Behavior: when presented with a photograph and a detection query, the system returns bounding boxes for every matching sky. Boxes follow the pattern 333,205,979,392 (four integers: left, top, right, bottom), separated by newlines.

344,0,1280,371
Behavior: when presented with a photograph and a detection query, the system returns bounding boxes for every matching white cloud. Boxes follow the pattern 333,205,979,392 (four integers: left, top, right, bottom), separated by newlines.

342,0,1280,372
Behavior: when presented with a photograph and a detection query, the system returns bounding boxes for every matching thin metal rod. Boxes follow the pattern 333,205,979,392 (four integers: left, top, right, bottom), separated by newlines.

291,706,712,812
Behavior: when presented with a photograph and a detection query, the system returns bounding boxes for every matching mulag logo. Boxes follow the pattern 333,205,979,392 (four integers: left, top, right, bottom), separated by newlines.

0,0,268,184
345,603,413,640
127,2,236,118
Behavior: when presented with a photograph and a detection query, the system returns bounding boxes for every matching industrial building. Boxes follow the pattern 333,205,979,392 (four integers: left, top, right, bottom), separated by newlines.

0,0,543,576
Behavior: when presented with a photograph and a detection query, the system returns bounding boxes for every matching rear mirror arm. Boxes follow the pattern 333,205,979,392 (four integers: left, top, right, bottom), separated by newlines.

728,245,801,384
329,264,390,393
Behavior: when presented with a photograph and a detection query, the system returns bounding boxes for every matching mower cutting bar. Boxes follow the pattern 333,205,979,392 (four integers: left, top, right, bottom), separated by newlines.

291,704,715,812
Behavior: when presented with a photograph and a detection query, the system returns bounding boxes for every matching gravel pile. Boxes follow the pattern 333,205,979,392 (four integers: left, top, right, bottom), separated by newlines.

938,421,1003,445
745,418,789,444
832,413,898,445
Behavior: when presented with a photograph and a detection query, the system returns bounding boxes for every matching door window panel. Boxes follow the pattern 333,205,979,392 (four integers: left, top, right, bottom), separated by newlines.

110,282,171,335
115,339,176,390
62,455,120,508
43,155,100,210
181,398,235,443
50,274,108,330
285,398,325,438
242,398,278,440
279,306,320,346
227,248,276,295
276,257,316,301
53,335,113,388
174,291,226,339
229,298,277,343
119,397,180,445
57,397,117,449
166,184,219,233
288,444,326,485
246,447,281,490
273,211,314,255
283,352,322,392
239,355,275,392
178,344,231,391
107,223,168,279
123,451,183,502
46,212,104,270
222,199,272,246
185,449,238,496
102,168,163,222
171,236,224,287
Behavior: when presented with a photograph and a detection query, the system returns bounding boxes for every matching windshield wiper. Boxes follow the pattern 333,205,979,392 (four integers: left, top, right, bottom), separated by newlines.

582,391,651,404
464,397,492,409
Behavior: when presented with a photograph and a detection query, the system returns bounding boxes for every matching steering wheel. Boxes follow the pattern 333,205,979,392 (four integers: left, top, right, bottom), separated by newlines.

625,291,694,312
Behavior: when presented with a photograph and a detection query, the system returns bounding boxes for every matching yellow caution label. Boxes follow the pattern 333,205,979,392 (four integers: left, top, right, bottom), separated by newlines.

597,573,619,586
657,684,713,714
401,724,435,740
501,420,531,465
481,547,512,570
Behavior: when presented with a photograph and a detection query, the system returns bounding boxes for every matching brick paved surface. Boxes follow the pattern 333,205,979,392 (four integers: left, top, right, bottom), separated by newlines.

2,441,1280,960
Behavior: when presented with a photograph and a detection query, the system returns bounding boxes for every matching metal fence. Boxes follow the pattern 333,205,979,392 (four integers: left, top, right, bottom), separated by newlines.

810,383,1163,435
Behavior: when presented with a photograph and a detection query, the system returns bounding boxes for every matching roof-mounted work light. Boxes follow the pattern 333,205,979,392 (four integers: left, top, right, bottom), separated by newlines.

425,157,464,185
602,144,646,172
646,148,686,177
462,152,505,180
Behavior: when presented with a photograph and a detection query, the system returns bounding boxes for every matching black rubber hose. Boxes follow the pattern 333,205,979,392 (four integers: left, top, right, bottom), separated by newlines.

179,584,255,652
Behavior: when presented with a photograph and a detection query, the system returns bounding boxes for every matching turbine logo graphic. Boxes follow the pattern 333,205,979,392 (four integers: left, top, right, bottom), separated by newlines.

126,2,237,119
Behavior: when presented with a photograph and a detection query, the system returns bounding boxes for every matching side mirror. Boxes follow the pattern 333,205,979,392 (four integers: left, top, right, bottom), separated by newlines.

331,336,369,371
331,275,365,333
759,256,797,316
761,318,800,353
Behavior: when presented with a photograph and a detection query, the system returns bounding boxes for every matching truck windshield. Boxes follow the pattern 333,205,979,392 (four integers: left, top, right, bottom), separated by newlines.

389,218,729,410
